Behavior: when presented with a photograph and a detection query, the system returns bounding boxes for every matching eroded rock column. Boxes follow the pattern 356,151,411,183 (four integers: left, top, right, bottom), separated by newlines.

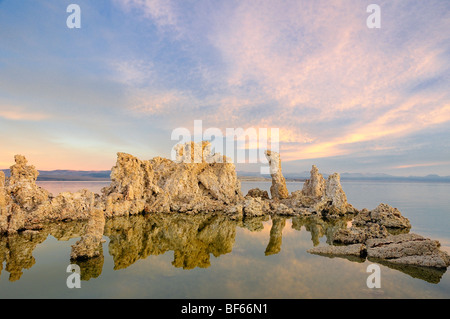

265,151,289,200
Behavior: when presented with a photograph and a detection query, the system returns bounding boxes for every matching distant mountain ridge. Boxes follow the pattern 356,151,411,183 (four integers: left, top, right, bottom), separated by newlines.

1,169,111,181
1,169,449,182
236,170,450,182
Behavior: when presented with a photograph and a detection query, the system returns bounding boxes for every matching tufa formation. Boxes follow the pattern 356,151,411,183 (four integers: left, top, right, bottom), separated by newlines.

0,141,448,269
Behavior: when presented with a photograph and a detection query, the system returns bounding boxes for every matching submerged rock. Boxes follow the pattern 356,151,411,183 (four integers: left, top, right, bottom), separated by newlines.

308,244,366,257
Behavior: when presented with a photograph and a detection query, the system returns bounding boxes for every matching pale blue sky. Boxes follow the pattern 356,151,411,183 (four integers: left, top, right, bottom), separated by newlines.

0,0,449,176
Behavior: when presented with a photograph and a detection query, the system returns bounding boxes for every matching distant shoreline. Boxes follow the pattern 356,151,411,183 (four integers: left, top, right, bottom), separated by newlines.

2,169,450,183
36,177,450,183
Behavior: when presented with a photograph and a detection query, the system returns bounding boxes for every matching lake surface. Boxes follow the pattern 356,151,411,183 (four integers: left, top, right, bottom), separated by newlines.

0,180,449,298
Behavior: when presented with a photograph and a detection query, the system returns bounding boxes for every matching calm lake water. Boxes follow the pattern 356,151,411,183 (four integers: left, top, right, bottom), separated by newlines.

0,180,449,298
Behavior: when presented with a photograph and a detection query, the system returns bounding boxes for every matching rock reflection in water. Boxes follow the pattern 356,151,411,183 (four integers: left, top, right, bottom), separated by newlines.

0,220,87,281
291,216,350,246
0,213,447,284
265,217,286,256
105,213,237,270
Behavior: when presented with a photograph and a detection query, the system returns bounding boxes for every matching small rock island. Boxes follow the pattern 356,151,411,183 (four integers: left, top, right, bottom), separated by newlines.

0,141,449,270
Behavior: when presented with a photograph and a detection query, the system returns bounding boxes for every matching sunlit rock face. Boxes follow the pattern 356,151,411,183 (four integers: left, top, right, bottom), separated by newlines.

0,171,8,233
0,145,358,230
301,165,326,198
285,166,357,217
264,151,289,200
353,203,411,229
51,189,100,221
2,155,52,233
102,141,243,216
101,152,160,217
332,223,389,245
1,156,101,233
8,155,50,212
246,188,269,200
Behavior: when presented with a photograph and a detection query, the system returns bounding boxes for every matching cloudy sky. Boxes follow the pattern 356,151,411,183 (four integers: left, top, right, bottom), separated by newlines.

0,0,449,176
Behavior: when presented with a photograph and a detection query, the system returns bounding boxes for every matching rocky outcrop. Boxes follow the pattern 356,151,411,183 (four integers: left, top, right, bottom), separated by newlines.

264,151,289,200
246,188,269,200
0,155,104,234
309,231,450,269
0,171,8,233
0,146,356,230
51,189,99,221
332,224,389,245
8,155,51,212
0,142,448,275
301,165,325,198
102,152,160,217
243,197,269,217
102,141,243,216
2,155,52,233
366,233,450,268
309,205,435,267
353,204,411,229
286,166,357,217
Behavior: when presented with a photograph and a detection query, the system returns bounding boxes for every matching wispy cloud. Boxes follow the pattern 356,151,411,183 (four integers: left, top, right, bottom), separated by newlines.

112,59,155,87
393,162,450,170
1,0,449,174
0,107,50,121
111,0,450,170
114,0,179,31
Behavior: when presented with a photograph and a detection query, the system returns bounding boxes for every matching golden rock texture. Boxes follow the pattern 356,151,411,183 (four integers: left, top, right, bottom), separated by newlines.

285,165,357,217
264,150,289,200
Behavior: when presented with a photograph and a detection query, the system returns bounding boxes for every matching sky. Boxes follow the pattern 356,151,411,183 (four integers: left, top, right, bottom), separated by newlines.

0,0,449,176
